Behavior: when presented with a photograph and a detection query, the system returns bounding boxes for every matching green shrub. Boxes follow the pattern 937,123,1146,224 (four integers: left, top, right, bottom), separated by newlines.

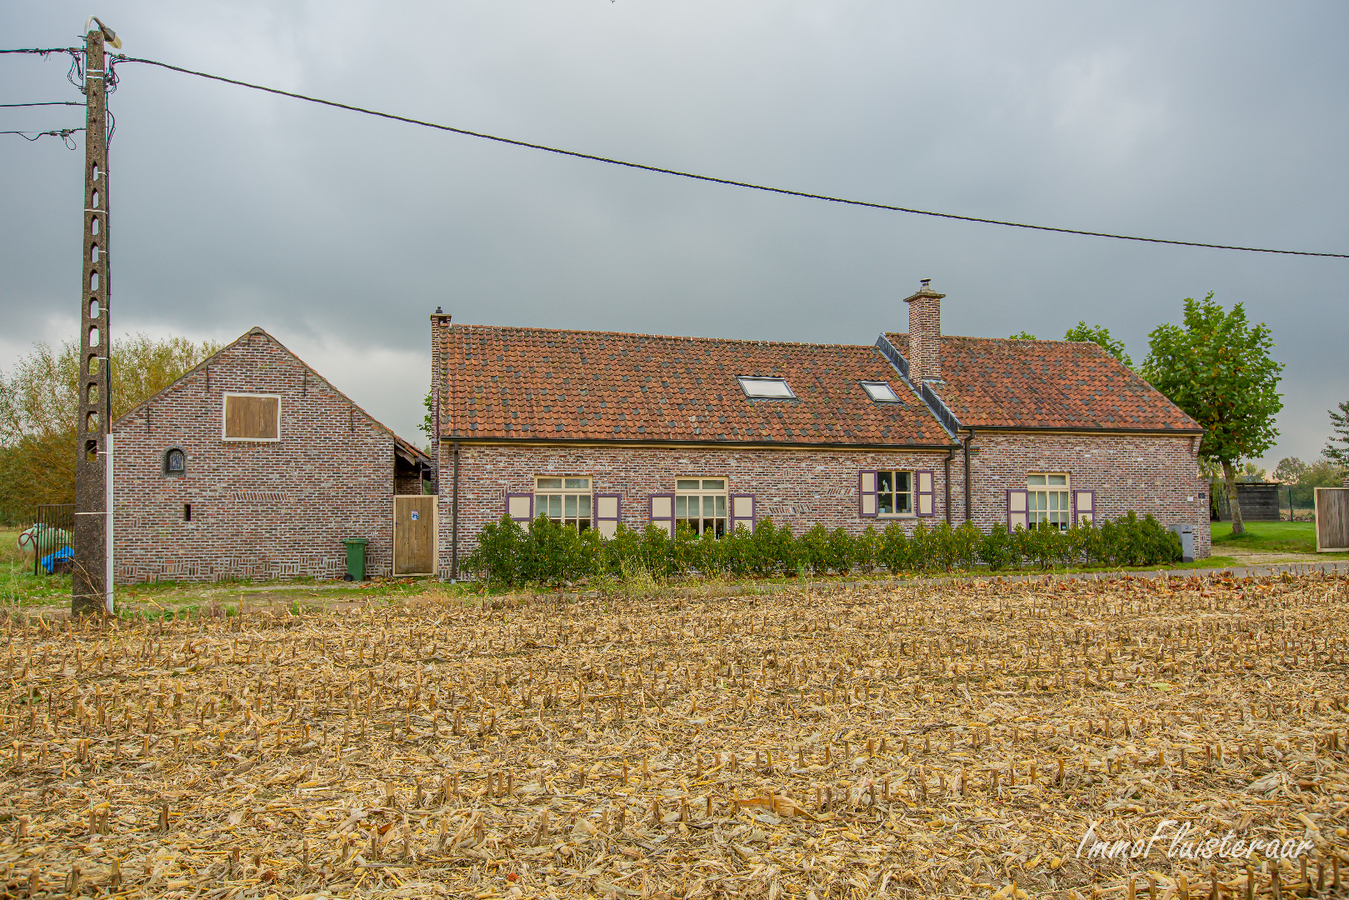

855,526,881,574
461,514,526,587
826,527,855,574
879,522,912,573
979,524,1014,570
952,521,982,570
799,524,831,576
464,506,1187,586
910,522,933,572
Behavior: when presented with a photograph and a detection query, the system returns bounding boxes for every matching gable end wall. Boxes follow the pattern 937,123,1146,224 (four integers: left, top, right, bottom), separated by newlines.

112,333,394,583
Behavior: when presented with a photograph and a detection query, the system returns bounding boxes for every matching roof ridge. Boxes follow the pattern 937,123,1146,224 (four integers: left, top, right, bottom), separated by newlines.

453,322,874,352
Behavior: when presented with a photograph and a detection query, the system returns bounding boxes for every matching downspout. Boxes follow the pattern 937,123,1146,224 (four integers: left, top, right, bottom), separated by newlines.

450,439,460,581
964,428,974,522
944,449,953,525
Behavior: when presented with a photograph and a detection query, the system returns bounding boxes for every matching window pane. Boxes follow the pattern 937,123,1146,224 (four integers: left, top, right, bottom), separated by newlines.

879,492,893,514
675,496,687,517
537,477,562,489
564,477,590,489
677,479,701,490
579,495,591,516
702,479,725,490
897,471,912,492
878,471,893,492
565,495,577,518
548,495,562,518
1048,474,1067,486
899,492,912,514
715,519,726,538
1027,474,1046,486
715,495,726,515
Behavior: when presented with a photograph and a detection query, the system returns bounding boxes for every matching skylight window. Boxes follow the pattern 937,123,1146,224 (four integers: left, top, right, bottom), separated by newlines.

861,381,900,402
737,376,795,399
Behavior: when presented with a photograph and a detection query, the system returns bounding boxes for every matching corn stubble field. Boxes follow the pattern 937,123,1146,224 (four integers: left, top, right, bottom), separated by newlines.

2,574,1348,899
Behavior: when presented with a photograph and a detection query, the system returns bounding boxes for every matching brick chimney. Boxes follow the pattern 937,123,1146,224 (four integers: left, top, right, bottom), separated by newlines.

429,307,453,476
904,278,945,383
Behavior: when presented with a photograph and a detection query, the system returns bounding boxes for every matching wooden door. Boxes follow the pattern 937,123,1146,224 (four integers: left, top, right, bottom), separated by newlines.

393,495,437,575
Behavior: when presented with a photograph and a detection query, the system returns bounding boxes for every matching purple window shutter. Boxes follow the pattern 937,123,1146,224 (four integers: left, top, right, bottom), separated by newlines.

1007,489,1029,530
1073,489,1095,526
858,470,879,518
595,493,621,538
649,493,675,536
730,493,756,533
915,469,935,517
505,493,533,523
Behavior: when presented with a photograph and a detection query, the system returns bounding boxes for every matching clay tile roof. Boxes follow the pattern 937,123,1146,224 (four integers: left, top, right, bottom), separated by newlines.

885,333,1201,432
442,324,953,446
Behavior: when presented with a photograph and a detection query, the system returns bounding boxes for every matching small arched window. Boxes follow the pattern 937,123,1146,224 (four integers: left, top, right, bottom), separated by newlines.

163,447,186,476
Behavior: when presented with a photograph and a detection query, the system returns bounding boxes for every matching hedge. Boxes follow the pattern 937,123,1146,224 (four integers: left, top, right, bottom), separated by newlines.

461,513,1183,588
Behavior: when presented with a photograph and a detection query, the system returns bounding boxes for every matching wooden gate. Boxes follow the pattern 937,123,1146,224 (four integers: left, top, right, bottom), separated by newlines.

1315,487,1349,552
393,495,437,576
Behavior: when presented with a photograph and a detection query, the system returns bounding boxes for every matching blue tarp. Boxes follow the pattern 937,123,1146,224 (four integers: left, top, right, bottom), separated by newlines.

41,547,73,574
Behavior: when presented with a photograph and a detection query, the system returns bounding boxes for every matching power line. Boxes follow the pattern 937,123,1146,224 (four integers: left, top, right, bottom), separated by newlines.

7,46,1349,259
0,101,84,108
1,127,83,147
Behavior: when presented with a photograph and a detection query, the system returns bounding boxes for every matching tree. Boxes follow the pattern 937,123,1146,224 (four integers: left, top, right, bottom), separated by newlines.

421,387,435,444
0,334,220,524
1064,321,1132,368
1237,462,1267,483
1008,331,1037,340
1141,292,1283,537
1273,456,1307,485
1325,400,1349,467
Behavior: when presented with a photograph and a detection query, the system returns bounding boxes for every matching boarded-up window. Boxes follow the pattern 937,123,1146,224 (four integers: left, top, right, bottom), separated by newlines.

222,393,280,441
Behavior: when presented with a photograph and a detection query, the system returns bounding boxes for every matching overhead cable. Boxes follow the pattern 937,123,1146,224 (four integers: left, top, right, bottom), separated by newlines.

6,47,1347,259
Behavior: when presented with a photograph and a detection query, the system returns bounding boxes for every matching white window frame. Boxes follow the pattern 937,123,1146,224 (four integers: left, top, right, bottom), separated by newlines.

535,476,593,531
675,477,728,537
736,376,796,399
1028,473,1071,530
877,469,914,516
221,392,282,442
860,381,901,402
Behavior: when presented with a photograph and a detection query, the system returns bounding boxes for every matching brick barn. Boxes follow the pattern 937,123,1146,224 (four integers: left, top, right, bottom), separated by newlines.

429,280,1211,578
112,327,433,584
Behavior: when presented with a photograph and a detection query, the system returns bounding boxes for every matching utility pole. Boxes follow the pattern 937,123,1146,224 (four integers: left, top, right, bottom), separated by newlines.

72,18,119,616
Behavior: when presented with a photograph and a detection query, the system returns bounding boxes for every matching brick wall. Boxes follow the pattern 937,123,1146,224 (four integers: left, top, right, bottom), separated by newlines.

438,443,954,577
950,431,1211,558
112,331,396,583
438,430,1210,577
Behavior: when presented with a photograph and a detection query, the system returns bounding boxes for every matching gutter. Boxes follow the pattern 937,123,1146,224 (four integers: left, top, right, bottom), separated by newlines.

944,449,953,525
440,435,961,452
964,427,973,522
450,439,460,581
961,424,1205,436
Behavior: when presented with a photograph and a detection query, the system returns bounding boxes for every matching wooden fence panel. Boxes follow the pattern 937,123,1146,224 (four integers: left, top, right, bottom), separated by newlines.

1315,487,1349,552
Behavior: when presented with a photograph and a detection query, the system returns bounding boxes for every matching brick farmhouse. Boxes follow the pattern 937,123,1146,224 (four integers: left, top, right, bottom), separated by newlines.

111,328,430,583
431,281,1211,578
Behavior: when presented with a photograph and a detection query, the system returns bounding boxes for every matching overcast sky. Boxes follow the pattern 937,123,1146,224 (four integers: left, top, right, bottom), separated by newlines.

2,2,1346,465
